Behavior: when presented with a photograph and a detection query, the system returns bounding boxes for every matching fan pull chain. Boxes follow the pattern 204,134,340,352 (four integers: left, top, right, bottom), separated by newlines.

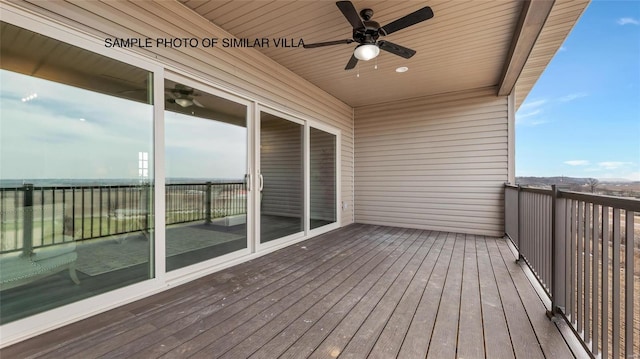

374,57,378,70
356,63,360,78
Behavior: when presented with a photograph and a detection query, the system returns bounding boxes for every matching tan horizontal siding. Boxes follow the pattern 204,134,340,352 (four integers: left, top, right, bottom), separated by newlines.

12,0,355,225
354,88,508,236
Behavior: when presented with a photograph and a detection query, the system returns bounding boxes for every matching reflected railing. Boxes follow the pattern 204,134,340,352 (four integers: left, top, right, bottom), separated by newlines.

0,182,246,254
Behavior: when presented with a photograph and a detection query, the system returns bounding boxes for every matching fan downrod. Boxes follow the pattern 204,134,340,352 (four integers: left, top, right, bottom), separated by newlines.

360,8,373,21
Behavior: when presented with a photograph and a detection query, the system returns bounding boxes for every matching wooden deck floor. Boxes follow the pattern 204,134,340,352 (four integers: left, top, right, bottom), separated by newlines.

1,224,576,358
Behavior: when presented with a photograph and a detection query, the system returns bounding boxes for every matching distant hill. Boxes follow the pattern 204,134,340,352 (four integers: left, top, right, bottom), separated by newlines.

516,176,640,198
516,176,591,186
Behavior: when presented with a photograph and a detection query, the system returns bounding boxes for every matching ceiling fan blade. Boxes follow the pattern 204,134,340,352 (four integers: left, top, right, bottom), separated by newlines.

192,98,205,108
345,53,358,70
303,39,354,48
380,6,434,36
336,1,364,29
378,41,416,59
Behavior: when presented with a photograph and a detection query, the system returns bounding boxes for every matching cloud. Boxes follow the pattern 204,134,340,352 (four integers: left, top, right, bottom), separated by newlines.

517,109,541,119
520,99,547,109
617,17,640,26
564,160,590,166
558,92,588,102
598,161,634,170
516,99,548,126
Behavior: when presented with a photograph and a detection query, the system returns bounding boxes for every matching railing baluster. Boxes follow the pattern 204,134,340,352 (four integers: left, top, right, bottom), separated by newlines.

0,189,4,248
571,199,577,324
585,202,591,345
592,203,599,354
90,187,94,238
602,206,610,359
52,189,56,244
107,186,112,236
612,208,621,358
14,188,19,249
552,185,565,314
547,195,552,290
81,186,85,240
99,187,103,237
22,184,34,256
40,187,44,246
624,210,634,358
578,201,584,334
565,199,572,319
72,187,76,238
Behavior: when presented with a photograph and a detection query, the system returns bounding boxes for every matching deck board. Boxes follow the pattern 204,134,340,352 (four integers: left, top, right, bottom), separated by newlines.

1,224,576,359
426,232,465,359
495,237,575,359
477,236,516,359
486,237,546,359
457,234,485,359
366,230,444,359
217,228,426,359
397,231,456,358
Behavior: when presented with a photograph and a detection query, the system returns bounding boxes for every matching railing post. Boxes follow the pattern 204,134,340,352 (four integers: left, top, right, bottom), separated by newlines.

205,181,212,224
22,184,34,257
516,185,523,262
549,184,566,317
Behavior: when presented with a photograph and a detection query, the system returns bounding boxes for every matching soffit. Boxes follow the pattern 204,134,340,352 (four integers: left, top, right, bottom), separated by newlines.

514,0,589,110
180,0,524,107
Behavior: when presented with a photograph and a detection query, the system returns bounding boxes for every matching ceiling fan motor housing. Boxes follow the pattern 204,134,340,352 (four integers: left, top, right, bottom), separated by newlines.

353,18,381,44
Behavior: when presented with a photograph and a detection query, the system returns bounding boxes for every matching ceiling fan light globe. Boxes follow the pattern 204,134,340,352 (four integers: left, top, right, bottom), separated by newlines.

175,98,193,107
354,44,380,61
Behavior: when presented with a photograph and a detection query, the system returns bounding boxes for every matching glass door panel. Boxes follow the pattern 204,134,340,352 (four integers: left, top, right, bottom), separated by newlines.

164,79,248,271
0,21,154,323
310,128,337,229
260,112,304,243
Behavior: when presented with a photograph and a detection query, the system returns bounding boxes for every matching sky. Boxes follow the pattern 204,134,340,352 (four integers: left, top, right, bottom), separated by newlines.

516,0,640,181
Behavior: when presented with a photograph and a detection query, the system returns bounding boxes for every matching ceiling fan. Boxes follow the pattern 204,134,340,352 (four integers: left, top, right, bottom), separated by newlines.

303,1,434,70
166,84,204,108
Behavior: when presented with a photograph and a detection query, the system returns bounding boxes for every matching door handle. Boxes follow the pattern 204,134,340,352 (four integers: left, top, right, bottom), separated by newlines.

244,173,251,191
259,173,264,191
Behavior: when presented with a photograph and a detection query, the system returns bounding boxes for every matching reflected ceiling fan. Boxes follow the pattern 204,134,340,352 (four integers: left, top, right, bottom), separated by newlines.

303,1,434,70
166,84,204,108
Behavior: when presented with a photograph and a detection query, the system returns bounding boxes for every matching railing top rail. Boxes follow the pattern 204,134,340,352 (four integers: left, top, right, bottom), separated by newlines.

0,181,245,191
504,183,553,196
504,183,640,212
559,190,640,212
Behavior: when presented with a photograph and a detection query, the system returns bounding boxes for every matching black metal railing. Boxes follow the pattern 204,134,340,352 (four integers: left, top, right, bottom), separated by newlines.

505,184,639,358
0,182,246,255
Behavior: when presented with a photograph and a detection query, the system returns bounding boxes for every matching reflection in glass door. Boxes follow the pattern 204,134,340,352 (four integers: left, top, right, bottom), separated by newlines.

0,21,154,324
260,112,304,243
310,128,337,229
164,79,248,271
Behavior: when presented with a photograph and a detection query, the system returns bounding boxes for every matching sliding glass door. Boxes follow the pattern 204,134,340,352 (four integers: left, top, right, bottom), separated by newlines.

257,110,339,246
0,21,154,323
310,127,337,229
259,111,304,244
164,78,249,271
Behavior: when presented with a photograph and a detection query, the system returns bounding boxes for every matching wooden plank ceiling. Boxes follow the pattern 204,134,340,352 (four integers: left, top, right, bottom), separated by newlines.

179,0,524,107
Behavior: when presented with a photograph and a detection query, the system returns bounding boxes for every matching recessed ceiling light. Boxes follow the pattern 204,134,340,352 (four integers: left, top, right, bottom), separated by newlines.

79,118,86,122
395,66,409,73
